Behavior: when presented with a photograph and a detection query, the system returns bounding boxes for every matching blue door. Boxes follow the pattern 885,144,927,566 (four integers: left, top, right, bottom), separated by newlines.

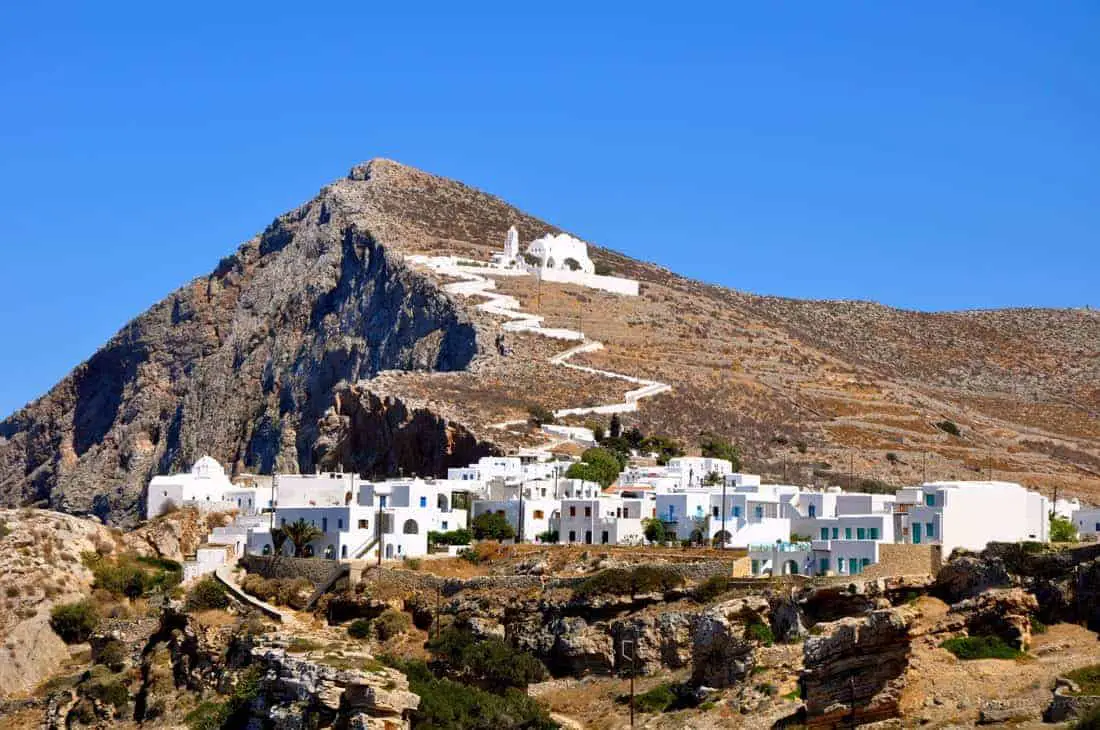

913,523,922,544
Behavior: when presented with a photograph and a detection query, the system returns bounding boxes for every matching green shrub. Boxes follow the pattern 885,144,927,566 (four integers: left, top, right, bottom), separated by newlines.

0,521,9,539
642,518,667,544
636,683,677,713
374,609,412,641
428,628,548,690
348,619,373,640
428,528,472,546
574,565,683,598
1075,704,1100,730
1051,516,1078,543
185,701,226,730
528,404,556,426
84,676,130,710
698,435,741,470
95,639,128,672
746,621,775,646
940,635,1024,660
1031,618,1048,635
536,529,559,543
50,600,100,643
1065,664,1100,695
383,657,557,729
935,420,961,437
565,447,623,489
186,576,230,611
86,553,182,598
405,558,422,570
693,575,736,603
472,512,515,541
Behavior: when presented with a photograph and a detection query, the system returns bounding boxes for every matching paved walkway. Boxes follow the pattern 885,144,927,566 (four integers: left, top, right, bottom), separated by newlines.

214,564,297,625
406,256,671,430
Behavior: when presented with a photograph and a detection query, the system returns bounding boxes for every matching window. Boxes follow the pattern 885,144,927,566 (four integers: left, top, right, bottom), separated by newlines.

925,493,935,507
281,517,286,527
337,518,343,530
832,527,839,539
869,527,879,540
733,506,741,518
819,558,829,575
837,558,845,573
419,496,427,508
856,528,866,540
533,510,544,519
322,518,328,532
584,506,592,517
926,522,935,538
754,506,763,519
601,531,609,544
569,506,576,517
568,530,576,542
712,506,719,518
844,527,852,540
820,528,829,540
441,521,448,530
808,504,816,518
862,558,871,569
585,530,592,544
751,560,760,575
358,519,368,529
380,496,387,508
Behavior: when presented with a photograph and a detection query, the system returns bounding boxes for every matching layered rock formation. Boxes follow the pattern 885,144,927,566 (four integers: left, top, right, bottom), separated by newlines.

801,608,913,727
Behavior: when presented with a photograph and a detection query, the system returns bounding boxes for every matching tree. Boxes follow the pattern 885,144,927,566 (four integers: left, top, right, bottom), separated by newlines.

702,471,723,486
563,257,582,271
565,447,623,489
527,404,555,426
472,512,515,541
643,518,667,545
1051,515,1077,543
610,414,622,439
699,434,741,470
50,600,100,643
283,518,323,557
640,435,684,465
270,527,289,556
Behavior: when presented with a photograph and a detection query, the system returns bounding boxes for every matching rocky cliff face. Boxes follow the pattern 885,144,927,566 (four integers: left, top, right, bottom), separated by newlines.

0,161,494,525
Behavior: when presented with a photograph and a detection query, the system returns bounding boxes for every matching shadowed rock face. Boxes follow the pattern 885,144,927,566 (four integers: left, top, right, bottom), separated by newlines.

0,161,486,525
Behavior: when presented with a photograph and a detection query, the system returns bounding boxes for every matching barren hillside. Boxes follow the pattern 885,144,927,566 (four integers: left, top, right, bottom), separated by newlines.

1,159,1097,525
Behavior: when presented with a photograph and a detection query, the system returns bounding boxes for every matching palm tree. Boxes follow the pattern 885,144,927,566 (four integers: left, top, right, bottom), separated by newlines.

283,519,323,557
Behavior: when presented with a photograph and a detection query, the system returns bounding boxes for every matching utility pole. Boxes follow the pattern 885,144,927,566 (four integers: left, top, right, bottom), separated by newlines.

622,633,637,728
720,479,727,550
377,500,384,567
849,452,854,492
434,583,442,640
269,474,278,532
922,452,928,484
987,447,993,481
518,479,525,544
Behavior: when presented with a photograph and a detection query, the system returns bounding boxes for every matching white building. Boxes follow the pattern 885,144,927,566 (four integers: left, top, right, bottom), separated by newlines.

560,493,644,545
146,456,262,519
525,232,595,273
894,481,1049,555
1072,507,1100,539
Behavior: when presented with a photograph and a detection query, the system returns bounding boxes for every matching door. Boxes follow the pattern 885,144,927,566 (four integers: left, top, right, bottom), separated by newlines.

849,558,859,575
913,522,922,544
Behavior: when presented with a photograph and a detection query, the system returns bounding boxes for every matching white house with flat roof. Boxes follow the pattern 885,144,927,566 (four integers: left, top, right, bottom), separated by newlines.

1072,507,1100,540
894,481,1049,555
146,456,262,519
561,494,644,545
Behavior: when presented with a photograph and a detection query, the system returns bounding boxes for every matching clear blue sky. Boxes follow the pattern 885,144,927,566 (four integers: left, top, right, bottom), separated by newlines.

1,2,1098,418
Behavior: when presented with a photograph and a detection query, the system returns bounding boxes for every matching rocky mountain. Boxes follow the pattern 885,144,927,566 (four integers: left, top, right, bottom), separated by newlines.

2,159,1099,525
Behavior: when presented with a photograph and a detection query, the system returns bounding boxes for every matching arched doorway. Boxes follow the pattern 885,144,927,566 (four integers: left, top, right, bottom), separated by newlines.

545,257,555,269
324,545,335,560
262,544,271,556
385,544,395,559
341,545,348,559
784,560,799,576
437,494,450,512
712,530,731,547
303,544,315,558
403,519,419,535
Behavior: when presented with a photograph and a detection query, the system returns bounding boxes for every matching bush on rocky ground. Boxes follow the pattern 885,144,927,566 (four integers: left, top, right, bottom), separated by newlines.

186,575,230,611
347,618,373,639
374,609,412,641
428,628,548,690
94,639,128,672
574,564,683,598
83,552,182,599
1066,664,1100,695
941,635,1024,660
50,599,100,643
240,574,313,609
383,656,557,730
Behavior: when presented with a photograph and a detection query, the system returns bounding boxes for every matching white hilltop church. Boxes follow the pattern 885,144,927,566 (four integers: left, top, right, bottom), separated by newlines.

494,225,596,274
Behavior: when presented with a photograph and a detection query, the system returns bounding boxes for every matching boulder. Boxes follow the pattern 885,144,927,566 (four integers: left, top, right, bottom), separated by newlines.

935,555,1011,603
950,587,1038,649
610,612,693,675
690,597,770,688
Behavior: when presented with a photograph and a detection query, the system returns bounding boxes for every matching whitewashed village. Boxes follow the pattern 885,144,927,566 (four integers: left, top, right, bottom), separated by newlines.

150,227,1091,588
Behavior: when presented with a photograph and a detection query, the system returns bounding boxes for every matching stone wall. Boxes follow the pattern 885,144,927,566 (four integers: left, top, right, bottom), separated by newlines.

1047,686,1100,723
240,555,341,586
861,543,940,579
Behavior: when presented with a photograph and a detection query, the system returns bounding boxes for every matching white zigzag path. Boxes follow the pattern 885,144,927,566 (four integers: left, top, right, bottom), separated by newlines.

406,256,671,431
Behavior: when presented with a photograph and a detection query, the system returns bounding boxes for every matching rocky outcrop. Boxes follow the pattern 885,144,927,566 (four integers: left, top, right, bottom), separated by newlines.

250,646,419,729
934,553,1012,602
949,587,1039,649
0,161,489,526
801,608,913,728
610,612,693,675
690,597,770,688
512,616,614,677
